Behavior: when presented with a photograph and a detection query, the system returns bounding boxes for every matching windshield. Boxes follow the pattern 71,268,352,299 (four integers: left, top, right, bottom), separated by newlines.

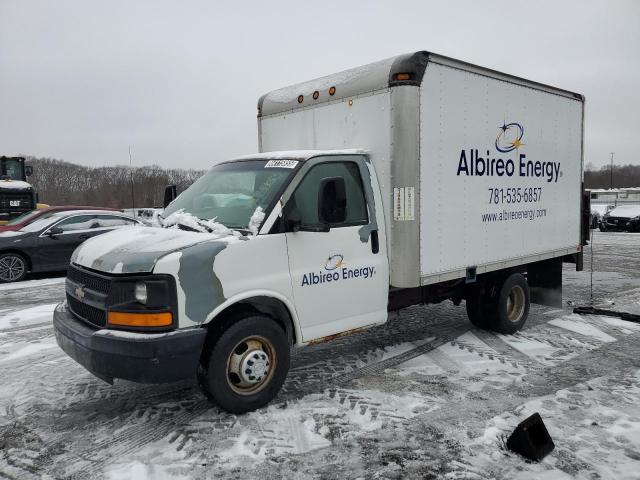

6,209,41,225
163,160,296,229
609,205,640,218
21,213,65,232
1,159,24,180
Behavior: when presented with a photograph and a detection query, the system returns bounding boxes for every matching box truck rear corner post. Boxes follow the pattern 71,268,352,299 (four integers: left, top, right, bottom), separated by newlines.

53,51,589,413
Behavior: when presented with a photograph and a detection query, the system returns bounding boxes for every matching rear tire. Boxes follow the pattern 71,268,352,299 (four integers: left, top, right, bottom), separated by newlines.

465,287,489,330
197,314,290,414
485,273,530,334
0,252,28,283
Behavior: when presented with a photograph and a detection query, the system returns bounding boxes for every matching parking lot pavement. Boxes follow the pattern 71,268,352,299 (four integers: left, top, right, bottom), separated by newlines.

0,231,639,479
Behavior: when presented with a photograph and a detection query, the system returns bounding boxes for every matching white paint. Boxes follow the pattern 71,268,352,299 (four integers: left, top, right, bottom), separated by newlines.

419,62,583,277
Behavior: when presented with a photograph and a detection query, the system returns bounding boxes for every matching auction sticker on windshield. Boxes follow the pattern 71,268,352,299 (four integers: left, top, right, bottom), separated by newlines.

265,160,299,169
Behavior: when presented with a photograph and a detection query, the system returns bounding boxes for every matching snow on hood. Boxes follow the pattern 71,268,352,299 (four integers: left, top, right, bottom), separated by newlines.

0,180,32,190
161,209,241,236
72,225,239,274
607,204,640,218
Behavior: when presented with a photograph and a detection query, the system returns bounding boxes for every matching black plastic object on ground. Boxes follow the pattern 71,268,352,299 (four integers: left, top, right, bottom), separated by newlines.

574,306,640,323
506,412,555,461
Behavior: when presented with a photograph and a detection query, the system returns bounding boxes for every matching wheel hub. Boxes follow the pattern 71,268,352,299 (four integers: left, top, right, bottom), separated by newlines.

226,336,276,395
506,285,525,322
239,349,270,384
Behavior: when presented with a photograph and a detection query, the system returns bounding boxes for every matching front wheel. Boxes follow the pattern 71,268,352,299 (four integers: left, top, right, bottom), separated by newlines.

198,315,290,413
0,252,28,283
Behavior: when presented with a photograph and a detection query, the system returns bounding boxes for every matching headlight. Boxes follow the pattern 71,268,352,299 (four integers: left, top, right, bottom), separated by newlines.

134,281,148,304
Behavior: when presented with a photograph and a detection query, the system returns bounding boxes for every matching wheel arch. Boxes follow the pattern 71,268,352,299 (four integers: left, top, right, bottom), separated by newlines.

202,291,301,346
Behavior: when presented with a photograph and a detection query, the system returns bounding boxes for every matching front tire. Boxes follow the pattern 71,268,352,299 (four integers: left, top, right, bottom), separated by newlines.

198,314,290,413
0,252,28,283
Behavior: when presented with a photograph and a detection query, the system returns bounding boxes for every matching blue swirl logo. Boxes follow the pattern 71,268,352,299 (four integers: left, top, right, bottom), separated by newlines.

495,122,525,153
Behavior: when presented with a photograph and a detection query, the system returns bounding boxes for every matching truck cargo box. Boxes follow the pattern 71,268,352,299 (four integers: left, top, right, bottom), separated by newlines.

258,51,584,288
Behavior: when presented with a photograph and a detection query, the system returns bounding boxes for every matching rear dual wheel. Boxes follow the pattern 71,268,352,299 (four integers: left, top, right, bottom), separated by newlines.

466,273,530,334
0,252,27,283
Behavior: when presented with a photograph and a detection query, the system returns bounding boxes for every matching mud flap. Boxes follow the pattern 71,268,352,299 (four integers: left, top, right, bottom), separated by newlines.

528,258,562,308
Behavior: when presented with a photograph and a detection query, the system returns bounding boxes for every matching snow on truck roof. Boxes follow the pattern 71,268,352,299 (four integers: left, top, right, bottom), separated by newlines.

0,180,32,190
228,149,368,163
258,51,584,118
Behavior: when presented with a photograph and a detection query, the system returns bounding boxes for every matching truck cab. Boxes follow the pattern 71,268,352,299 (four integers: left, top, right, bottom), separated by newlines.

0,156,37,224
54,151,390,413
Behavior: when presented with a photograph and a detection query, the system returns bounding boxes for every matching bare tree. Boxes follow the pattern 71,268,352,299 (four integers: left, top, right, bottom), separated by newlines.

25,156,206,208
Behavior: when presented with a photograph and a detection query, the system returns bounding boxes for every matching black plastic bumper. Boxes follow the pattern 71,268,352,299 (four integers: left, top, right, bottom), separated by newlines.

53,303,207,384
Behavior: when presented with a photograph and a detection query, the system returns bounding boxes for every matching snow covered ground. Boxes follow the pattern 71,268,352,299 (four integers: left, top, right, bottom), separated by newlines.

1,231,640,479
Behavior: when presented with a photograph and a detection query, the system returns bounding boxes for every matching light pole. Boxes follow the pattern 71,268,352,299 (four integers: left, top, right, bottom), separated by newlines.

610,152,614,190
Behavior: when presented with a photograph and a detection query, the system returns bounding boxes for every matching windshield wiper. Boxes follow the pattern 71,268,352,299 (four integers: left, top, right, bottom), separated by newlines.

175,223,201,233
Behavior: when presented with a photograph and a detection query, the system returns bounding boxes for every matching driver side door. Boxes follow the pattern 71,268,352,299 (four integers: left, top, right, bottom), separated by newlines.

37,214,99,271
284,156,389,342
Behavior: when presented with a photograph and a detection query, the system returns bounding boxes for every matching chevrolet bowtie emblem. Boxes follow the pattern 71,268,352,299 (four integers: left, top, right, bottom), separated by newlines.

75,286,85,299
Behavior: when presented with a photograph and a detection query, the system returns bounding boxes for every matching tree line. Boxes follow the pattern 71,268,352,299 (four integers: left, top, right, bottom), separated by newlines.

26,157,205,208
22,156,640,208
584,163,640,190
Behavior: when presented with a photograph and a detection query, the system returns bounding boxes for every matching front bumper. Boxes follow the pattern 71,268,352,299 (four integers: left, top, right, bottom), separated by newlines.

53,303,207,384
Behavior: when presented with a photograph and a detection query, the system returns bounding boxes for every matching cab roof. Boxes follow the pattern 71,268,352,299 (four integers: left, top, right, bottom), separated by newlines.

227,149,368,163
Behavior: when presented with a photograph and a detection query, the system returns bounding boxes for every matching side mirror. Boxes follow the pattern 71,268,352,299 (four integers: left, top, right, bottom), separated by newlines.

47,226,63,237
318,177,347,224
163,185,177,208
25,166,33,177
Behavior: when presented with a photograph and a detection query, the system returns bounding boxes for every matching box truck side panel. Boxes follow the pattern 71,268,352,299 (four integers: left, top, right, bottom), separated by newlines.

260,90,393,238
419,62,583,281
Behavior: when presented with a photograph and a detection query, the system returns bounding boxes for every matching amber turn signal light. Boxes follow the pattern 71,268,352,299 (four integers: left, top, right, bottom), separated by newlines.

107,311,173,328
394,73,411,81
329,86,336,96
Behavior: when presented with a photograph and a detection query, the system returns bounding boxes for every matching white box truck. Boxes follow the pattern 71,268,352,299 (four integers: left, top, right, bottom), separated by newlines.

53,51,589,413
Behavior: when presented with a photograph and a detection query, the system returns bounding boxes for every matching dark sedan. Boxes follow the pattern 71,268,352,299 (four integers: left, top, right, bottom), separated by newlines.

0,205,121,232
599,205,640,232
0,210,142,282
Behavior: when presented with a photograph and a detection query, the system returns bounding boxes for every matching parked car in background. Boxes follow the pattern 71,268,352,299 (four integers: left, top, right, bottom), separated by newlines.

0,205,122,232
0,210,142,282
599,204,640,232
590,204,614,229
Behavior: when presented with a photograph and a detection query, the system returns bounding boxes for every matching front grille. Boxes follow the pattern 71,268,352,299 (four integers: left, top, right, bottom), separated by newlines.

67,294,106,328
67,265,111,294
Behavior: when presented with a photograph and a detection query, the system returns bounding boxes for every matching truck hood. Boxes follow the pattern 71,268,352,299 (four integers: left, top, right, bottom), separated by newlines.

72,226,240,274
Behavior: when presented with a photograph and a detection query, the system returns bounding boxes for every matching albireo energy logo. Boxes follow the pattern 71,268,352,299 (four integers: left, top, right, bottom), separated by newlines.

457,122,562,183
301,254,376,287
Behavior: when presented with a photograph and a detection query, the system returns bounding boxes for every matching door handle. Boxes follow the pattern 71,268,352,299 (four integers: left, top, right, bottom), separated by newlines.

370,230,379,254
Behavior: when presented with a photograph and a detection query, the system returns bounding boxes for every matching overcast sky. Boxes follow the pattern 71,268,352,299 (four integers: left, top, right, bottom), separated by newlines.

1,0,638,170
